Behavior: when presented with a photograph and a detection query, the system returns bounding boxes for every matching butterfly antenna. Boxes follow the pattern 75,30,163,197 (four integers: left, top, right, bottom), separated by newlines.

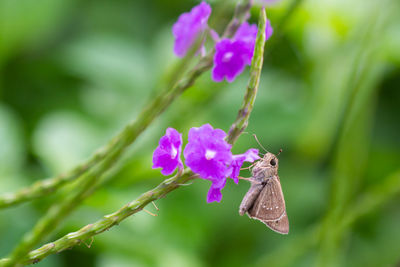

252,134,268,153
277,148,283,156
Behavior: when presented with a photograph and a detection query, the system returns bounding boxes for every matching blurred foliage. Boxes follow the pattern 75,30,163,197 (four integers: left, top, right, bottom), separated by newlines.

1,0,400,266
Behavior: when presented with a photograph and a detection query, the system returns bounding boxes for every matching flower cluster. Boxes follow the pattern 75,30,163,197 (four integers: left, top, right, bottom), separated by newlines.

172,1,273,83
172,1,211,57
153,124,260,203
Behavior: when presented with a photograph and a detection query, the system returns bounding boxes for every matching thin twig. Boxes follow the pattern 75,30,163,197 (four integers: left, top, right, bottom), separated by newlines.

152,201,159,211
83,237,94,249
142,209,157,217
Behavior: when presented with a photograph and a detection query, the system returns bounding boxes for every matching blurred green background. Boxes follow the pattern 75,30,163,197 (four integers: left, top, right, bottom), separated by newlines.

1,0,400,266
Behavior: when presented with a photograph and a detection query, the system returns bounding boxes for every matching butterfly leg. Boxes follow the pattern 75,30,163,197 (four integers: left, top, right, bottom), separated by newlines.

239,176,263,184
240,161,257,171
239,183,264,216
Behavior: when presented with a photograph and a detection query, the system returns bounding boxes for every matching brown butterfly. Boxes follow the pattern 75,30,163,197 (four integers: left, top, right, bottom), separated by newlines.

239,152,289,234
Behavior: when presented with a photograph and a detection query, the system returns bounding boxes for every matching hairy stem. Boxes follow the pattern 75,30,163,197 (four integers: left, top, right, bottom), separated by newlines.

0,7,267,266
0,170,196,266
3,49,211,267
0,151,106,209
2,1,252,266
0,0,252,210
227,8,266,144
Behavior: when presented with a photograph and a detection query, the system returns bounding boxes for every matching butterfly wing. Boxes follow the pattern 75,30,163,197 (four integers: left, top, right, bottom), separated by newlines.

239,183,264,216
264,211,289,234
248,175,286,221
247,175,289,234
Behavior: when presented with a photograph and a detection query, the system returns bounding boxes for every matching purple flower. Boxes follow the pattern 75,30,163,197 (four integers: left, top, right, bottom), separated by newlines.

184,124,232,179
234,22,258,64
203,148,260,202
152,128,183,175
212,39,250,82
172,1,211,57
153,124,261,203
234,22,259,43
229,148,260,184
183,124,233,203
233,20,274,64
211,18,273,83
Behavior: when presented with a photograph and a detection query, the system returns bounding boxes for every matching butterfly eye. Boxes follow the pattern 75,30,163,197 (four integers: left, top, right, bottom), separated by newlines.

270,159,276,166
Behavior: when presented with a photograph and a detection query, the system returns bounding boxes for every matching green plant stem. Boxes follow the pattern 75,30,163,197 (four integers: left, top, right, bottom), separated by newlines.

3,50,212,267
227,8,266,144
0,7,267,266
0,26,209,212
2,2,253,266
0,0,252,211
0,170,196,266
0,151,106,209
0,44,210,210
0,57,203,210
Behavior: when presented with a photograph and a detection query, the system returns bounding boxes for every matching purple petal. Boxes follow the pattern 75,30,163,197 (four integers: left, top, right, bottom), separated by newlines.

260,0,281,5
184,124,232,180
233,22,257,64
234,22,258,41
207,186,222,203
207,178,227,203
234,22,258,56
187,124,228,148
188,123,213,142
229,148,260,183
152,128,183,175
265,18,273,41
241,148,261,162
153,151,180,175
172,1,211,57
212,39,249,83
231,18,273,65
185,150,230,179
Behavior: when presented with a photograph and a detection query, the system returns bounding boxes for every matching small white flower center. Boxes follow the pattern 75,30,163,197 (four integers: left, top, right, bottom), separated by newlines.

222,52,233,62
171,146,178,159
205,149,216,160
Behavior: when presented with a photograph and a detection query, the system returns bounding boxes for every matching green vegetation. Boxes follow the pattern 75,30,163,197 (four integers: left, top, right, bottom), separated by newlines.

0,0,399,266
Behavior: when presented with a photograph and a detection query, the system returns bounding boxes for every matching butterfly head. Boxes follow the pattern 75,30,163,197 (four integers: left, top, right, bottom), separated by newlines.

261,152,279,169
251,152,279,180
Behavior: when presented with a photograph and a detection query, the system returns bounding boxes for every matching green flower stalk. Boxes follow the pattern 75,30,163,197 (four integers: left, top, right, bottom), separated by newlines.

0,8,267,266
1,2,254,266
2,45,212,267
227,8,267,144
0,0,252,211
